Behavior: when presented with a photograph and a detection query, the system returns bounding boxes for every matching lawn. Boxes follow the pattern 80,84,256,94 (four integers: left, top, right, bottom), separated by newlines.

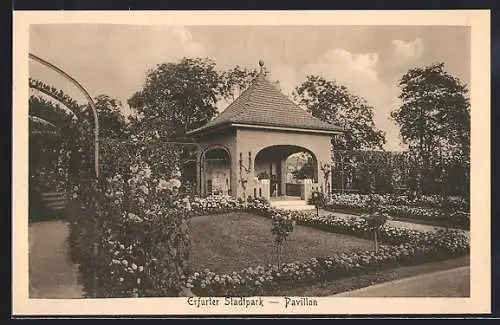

188,212,374,274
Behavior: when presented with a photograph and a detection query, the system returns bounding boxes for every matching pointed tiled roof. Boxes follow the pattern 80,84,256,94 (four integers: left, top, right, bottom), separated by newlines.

187,63,343,135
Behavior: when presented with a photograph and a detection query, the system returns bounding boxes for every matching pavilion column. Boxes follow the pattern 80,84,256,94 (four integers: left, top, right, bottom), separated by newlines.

196,146,203,196
230,149,239,199
280,157,287,196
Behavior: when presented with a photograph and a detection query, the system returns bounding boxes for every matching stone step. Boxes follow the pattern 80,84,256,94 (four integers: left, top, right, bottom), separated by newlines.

274,205,316,211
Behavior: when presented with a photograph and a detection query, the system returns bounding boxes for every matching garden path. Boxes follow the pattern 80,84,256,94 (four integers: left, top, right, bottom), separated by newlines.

318,209,468,234
29,220,83,298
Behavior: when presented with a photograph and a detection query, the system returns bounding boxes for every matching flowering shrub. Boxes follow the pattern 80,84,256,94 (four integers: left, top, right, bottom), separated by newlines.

67,131,192,298
68,161,192,298
189,195,245,215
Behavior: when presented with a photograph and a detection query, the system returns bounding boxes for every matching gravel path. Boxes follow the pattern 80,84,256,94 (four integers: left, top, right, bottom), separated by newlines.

333,266,470,297
318,209,461,233
29,221,83,298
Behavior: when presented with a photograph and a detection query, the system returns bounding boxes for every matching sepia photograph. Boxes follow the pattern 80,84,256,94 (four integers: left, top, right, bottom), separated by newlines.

12,10,490,315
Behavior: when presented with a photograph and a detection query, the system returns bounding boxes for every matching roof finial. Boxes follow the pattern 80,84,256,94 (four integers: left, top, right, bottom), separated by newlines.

259,59,265,74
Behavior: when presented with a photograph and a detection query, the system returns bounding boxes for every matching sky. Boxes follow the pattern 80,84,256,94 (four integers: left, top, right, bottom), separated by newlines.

29,24,470,151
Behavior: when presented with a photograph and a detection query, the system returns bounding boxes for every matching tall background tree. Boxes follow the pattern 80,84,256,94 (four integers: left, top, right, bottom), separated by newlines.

128,57,225,140
391,62,470,198
220,65,269,101
294,75,386,151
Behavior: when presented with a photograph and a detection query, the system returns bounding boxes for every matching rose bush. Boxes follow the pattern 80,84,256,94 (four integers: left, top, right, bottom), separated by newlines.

67,133,191,298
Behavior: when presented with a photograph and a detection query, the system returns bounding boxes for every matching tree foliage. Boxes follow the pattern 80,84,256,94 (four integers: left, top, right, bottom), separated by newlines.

82,95,128,139
220,65,262,101
391,62,470,197
294,75,386,151
128,57,224,139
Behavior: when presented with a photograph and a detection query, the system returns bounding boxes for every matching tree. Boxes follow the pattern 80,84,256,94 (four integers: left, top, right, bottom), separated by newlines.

391,62,470,198
271,213,295,270
294,76,386,195
294,75,386,151
128,57,225,140
127,57,229,183
82,95,128,139
291,152,315,180
308,190,328,217
220,65,267,101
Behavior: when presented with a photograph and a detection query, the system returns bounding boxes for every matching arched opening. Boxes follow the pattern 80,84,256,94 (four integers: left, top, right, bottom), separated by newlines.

202,146,231,196
254,145,318,198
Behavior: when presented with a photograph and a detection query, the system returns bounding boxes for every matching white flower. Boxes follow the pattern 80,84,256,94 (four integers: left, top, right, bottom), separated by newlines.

143,167,152,179
169,178,181,189
171,167,181,178
157,179,169,191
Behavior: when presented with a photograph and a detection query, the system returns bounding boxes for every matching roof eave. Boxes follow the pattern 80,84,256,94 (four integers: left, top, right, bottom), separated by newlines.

186,122,233,137
230,123,344,135
187,121,344,137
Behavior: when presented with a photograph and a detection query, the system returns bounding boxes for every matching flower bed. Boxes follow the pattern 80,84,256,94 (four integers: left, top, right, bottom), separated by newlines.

326,194,470,229
190,195,245,215
182,197,469,296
